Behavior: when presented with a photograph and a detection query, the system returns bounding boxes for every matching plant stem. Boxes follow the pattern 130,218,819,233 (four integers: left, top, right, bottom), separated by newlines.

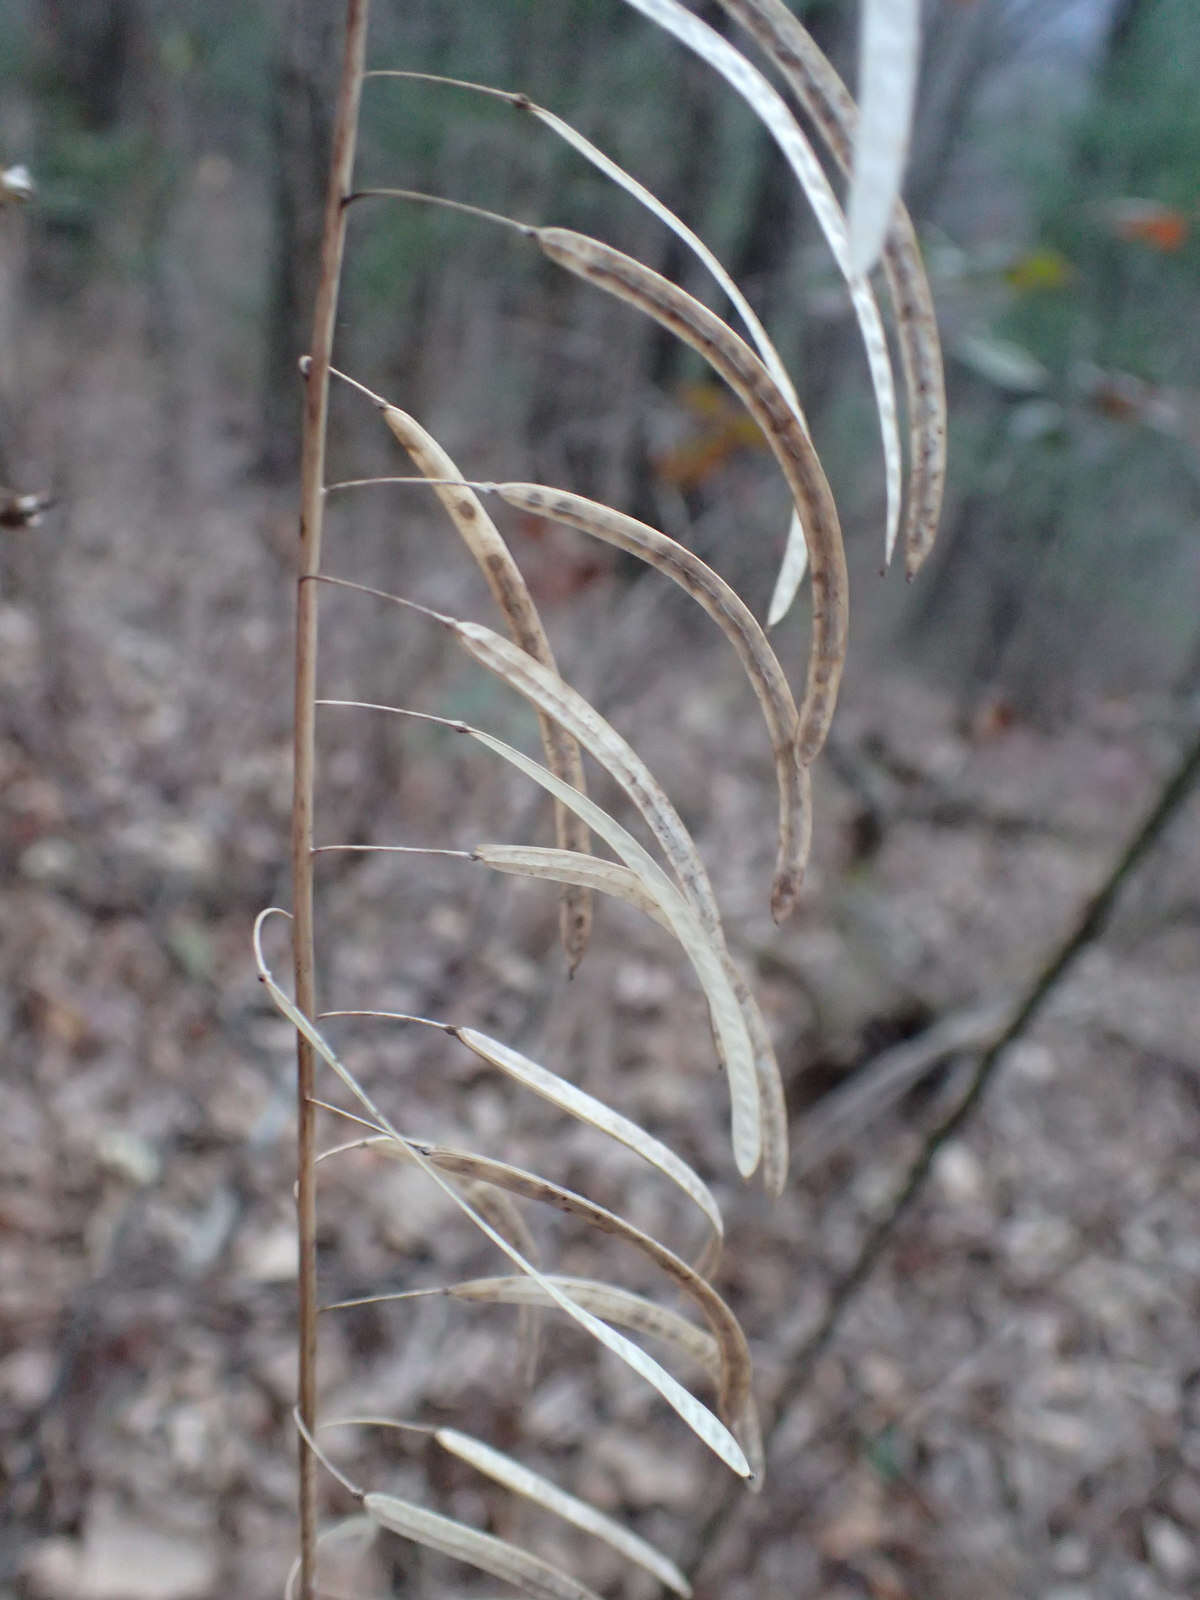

292,4,370,1596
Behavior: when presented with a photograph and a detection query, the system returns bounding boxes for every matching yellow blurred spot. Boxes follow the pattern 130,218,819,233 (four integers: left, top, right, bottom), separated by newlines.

1003,248,1075,292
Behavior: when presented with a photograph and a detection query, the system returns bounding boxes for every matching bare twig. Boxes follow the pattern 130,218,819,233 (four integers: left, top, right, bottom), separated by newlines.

291,5,370,1596
800,723,1200,1365
688,722,1200,1588
791,998,1011,1177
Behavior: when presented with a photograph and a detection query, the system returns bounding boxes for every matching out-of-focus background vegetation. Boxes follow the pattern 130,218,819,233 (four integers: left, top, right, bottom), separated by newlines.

2,3,1199,1598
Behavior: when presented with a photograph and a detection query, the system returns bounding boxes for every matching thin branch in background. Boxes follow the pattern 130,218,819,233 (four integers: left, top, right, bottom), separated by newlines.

802,722,1200,1363
291,5,370,1598
688,721,1200,1589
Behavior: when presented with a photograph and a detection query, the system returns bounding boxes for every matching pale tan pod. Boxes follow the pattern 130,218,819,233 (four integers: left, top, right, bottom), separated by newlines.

314,1128,753,1469
494,483,811,916
253,912,751,1478
448,1274,722,1380
712,0,947,575
458,724,761,1184
458,1177,543,1391
380,407,592,970
448,627,773,1176
467,730,761,1179
313,709,763,1181
533,229,847,764
444,1275,764,1483
451,618,725,931
473,843,675,934
435,1429,692,1596
721,956,789,1198
611,0,901,580
415,1142,753,1428
363,1493,602,1600
452,1023,724,1248
508,90,814,590
471,842,780,1198
333,1273,764,1484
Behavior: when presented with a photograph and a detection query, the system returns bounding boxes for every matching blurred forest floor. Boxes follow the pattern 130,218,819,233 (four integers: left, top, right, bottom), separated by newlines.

2,3,1200,1599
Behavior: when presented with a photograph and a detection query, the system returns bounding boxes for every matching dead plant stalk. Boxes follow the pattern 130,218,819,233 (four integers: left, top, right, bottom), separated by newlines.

291,4,370,1596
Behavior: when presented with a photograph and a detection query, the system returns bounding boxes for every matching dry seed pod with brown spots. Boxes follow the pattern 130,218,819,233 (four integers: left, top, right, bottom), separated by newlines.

379,407,593,973
315,705,764,1182
528,233,849,764
494,482,812,918
614,0,901,587
713,0,947,577
255,913,752,1479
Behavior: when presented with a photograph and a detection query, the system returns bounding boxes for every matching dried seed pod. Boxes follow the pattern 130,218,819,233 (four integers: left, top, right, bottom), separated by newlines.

614,0,900,580
435,1428,692,1596
255,911,751,1477
494,482,812,916
713,0,947,576
533,230,847,764
319,703,763,1180
452,1023,724,1249
848,0,921,276
379,407,593,972
363,1493,603,1600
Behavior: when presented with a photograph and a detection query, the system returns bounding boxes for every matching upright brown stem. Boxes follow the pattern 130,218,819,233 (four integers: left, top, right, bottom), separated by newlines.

291,3,370,1595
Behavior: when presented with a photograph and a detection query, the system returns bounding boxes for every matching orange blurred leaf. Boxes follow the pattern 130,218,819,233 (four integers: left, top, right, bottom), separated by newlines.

1101,198,1189,253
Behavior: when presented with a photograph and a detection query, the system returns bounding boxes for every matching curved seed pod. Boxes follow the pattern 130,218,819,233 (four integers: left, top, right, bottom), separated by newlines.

848,0,921,276
473,844,675,934
363,1494,602,1600
380,407,591,972
368,69,815,584
471,841,786,1197
326,1130,751,1430
442,1275,764,1484
435,1428,692,1597
254,912,751,1478
457,724,761,1183
320,1131,755,1467
451,617,725,932
447,1274,722,1380
613,0,900,584
415,1142,752,1428
317,707,762,1180
495,483,812,916
369,74,803,418
712,0,947,576
721,957,788,1199
314,997,715,1246
332,1273,763,1484
533,231,846,764
459,1177,544,1391
453,1024,724,1249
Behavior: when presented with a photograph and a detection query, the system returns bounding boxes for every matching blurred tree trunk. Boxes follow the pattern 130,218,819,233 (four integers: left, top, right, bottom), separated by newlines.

261,0,340,480
0,210,26,488
34,0,139,130
1101,0,1148,71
